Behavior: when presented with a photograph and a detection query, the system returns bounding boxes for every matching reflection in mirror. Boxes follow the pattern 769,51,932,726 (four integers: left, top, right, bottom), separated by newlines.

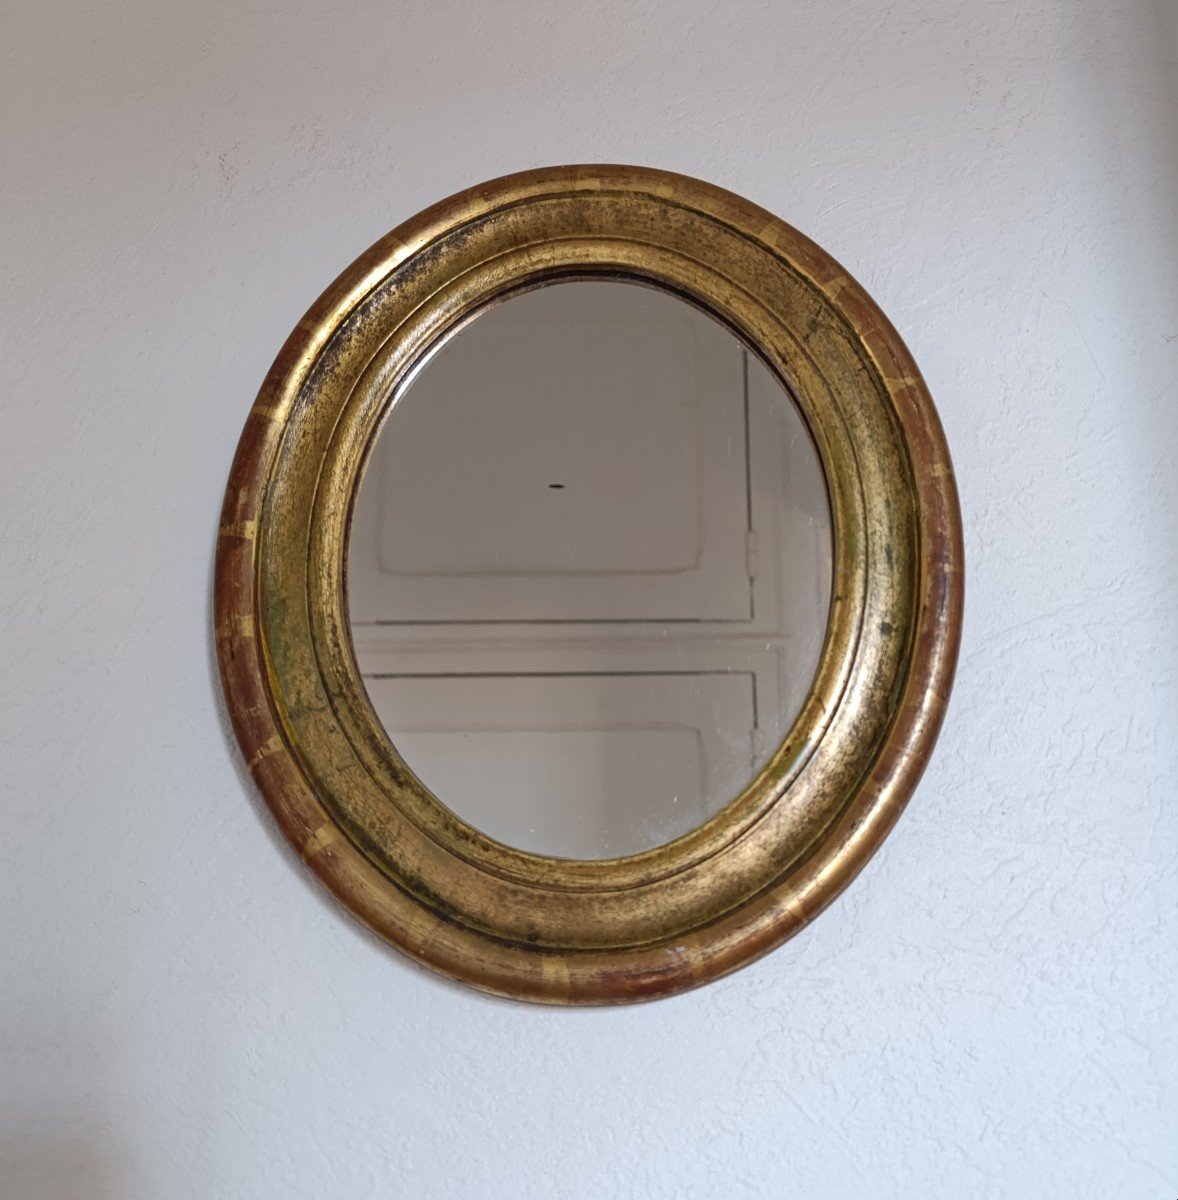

348,280,832,860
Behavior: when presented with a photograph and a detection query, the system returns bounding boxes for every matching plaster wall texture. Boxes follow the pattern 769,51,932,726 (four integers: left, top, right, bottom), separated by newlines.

1,1,1175,1196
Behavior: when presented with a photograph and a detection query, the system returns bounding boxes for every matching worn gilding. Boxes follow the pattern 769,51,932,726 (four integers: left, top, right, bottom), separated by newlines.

214,165,963,1004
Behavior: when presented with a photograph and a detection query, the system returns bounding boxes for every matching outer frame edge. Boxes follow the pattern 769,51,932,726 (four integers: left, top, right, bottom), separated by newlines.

213,164,964,1005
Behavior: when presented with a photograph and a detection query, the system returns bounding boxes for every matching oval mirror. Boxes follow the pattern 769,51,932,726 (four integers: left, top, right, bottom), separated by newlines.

347,279,832,860
216,165,963,1004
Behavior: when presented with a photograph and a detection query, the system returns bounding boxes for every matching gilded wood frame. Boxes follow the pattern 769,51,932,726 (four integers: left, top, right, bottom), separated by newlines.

215,165,963,1004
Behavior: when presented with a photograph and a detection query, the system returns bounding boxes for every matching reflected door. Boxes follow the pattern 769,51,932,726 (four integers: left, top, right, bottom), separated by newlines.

348,280,832,859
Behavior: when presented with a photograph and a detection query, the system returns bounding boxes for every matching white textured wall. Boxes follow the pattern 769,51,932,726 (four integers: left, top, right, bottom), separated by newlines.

2,1,1175,1196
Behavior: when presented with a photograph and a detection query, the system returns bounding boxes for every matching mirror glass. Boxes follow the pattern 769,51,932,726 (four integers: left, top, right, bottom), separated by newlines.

348,280,832,860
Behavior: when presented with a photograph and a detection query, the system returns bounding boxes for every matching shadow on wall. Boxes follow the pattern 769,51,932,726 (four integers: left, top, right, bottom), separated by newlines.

1151,0,1178,238
1144,0,1178,505
1,1130,127,1200
1136,0,1177,681
0,1016,129,1198
1068,0,1178,663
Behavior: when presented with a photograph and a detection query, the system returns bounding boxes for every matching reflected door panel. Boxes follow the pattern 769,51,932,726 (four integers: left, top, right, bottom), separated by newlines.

366,673,755,859
348,279,832,860
349,282,751,624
